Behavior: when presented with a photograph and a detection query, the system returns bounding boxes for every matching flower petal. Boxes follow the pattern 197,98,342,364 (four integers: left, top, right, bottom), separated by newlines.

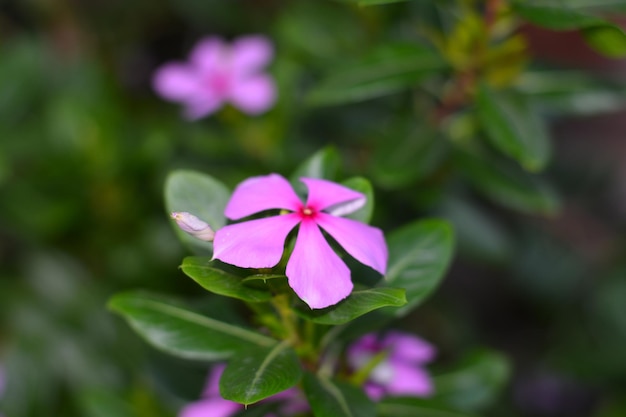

229,74,276,115
179,398,240,417
152,62,200,102
300,177,365,213
224,174,302,220
286,219,352,309
385,365,434,397
230,35,274,75
213,215,300,268
202,364,226,397
382,332,436,364
315,213,388,275
190,37,227,73
182,97,224,120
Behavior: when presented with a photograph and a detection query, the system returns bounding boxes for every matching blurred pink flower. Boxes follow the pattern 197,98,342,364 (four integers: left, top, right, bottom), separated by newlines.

213,174,388,309
153,35,276,119
347,331,435,400
179,365,307,417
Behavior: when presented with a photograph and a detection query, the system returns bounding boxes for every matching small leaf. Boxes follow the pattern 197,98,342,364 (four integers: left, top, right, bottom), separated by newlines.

108,291,276,360
308,43,447,106
512,2,626,57
341,177,374,224
302,372,375,417
476,83,551,172
181,257,272,302
165,170,230,254
456,149,560,215
296,288,407,325
220,342,302,405
291,146,341,182
378,397,480,417
432,349,511,412
383,219,454,317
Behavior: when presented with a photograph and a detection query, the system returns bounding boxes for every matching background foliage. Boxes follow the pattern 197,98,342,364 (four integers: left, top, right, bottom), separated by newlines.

2,0,626,416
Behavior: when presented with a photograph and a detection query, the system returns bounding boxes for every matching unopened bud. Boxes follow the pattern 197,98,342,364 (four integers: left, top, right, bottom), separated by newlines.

171,212,215,242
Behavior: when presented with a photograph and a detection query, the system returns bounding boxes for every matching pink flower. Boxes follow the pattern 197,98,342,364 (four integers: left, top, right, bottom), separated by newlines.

153,35,276,119
180,365,307,417
347,331,435,400
212,174,388,309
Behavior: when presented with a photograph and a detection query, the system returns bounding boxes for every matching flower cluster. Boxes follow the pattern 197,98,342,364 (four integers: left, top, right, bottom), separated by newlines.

347,331,436,400
153,35,276,119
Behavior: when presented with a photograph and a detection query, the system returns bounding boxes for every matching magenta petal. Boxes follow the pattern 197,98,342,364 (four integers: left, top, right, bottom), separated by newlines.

386,365,434,397
230,35,274,74
202,364,226,397
382,332,436,364
213,215,300,268
224,174,302,220
152,63,200,102
301,178,365,212
315,213,388,275
183,97,224,120
179,398,240,417
190,37,227,73
229,74,276,114
286,220,353,309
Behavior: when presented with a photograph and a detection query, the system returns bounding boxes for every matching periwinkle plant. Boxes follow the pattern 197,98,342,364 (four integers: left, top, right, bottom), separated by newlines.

109,149,456,417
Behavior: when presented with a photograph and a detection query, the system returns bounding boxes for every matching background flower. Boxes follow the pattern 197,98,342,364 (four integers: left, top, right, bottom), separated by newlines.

348,331,436,400
153,35,276,119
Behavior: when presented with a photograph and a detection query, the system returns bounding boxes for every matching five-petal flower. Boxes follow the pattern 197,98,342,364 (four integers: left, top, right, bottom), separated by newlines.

153,35,276,119
213,174,388,309
347,331,436,400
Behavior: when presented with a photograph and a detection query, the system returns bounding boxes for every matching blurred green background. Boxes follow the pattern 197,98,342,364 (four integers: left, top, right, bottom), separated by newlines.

2,0,626,416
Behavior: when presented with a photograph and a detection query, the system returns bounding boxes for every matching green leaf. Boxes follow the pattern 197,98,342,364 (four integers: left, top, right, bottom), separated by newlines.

220,341,302,405
108,291,276,360
372,121,447,189
456,149,560,215
383,219,454,317
476,83,551,172
164,170,230,254
291,146,341,182
516,70,626,116
341,177,374,224
432,349,511,412
308,43,447,106
302,372,375,417
378,397,480,417
512,2,626,57
181,257,272,302
296,288,407,325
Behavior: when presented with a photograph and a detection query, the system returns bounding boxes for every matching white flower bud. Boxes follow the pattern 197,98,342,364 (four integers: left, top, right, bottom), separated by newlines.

171,212,215,242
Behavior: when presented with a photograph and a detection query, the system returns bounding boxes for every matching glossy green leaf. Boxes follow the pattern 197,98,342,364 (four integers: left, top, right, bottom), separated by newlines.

512,2,626,57
220,342,302,405
302,372,375,417
341,177,374,224
383,219,454,317
378,397,479,417
308,43,447,106
516,70,626,116
372,122,447,189
181,257,272,302
108,291,276,360
476,83,550,172
456,150,560,215
432,349,511,412
296,288,407,325
291,146,341,182
165,170,230,254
